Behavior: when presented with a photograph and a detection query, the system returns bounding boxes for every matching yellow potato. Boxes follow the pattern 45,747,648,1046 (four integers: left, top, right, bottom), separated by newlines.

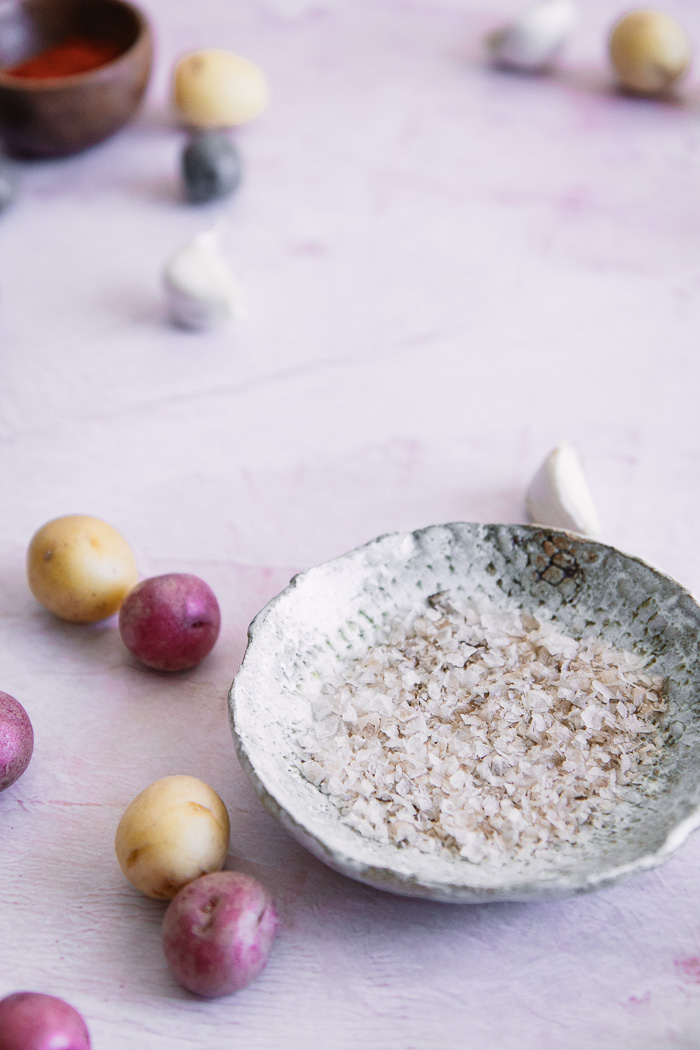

172,49,268,129
609,10,690,95
115,775,230,900
27,515,138,623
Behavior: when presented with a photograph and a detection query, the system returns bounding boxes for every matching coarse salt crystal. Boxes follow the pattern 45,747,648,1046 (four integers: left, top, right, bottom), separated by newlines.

298,592,668,865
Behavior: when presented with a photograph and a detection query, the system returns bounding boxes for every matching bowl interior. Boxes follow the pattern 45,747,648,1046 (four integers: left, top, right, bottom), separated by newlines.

0,0,142,73
230,523,700,902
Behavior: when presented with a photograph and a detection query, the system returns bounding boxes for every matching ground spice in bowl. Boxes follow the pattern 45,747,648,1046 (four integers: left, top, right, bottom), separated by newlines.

4,36,124,78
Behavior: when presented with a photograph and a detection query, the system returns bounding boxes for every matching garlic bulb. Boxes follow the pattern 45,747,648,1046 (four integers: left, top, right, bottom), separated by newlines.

525,442,601,538
487,0,578,72
163,228,242,330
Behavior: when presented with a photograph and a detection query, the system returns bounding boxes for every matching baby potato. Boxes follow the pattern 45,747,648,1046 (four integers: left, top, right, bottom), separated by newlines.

27,515,138,623
119,573,221,672
163,871,278,997
172,49,268,129
609,10,690,95
0,691,33,793
115,775,230,900
0,992,91,1050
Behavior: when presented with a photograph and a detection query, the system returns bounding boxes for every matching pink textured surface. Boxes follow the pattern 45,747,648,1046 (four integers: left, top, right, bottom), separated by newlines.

2,0,700,1045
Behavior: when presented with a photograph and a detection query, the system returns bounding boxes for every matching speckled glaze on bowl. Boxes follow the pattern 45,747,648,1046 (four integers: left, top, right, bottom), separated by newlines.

229,523,700,903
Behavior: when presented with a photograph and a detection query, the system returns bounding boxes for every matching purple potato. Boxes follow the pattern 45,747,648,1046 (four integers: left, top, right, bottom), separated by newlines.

0,692,33,792
118,573,221,671
0,992,90,1050
163,871,278,997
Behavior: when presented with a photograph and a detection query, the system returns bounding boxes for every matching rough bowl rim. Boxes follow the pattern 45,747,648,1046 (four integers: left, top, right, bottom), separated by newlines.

229,521,700,903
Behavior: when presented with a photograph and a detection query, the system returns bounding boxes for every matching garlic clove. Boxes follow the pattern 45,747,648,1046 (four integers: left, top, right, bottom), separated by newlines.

487,0,578,72
525,441,602,538
163,227,242,330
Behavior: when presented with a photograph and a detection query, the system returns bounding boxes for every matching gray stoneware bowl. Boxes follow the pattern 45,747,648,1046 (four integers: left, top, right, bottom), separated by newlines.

229,523,700,903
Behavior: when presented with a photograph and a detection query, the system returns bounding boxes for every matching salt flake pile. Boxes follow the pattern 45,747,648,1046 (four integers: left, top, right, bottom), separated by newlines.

297,592,667,865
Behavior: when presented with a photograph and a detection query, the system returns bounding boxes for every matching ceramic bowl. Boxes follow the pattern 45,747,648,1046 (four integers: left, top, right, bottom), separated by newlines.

229,523,700,903
0,0,152,158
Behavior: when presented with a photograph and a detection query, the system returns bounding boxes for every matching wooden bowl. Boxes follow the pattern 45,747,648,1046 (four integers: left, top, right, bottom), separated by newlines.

0,0,152,158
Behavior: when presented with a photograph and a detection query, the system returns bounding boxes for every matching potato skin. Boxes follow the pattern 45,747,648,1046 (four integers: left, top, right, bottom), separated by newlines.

27,515,138,623
163,871,278,997
115,775,230,900
0,692,33,793
119,573,221,672
173,49,268,129
0,992,90,1050
609,10,690,95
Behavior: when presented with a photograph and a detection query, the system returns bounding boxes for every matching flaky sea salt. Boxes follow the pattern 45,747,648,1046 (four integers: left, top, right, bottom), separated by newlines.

297,592,667,865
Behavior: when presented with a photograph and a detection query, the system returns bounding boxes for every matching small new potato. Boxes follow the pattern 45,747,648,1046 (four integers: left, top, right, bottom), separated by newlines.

119,573,221,671
115,775,230,900
173,49,268,129
163,871,279,997
27,515,138,623
0,691,33,792
0,992,90,1050
609,10,690,95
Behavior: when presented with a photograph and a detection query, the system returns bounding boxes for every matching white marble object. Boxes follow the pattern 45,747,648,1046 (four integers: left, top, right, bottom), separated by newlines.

487,0,578,71
163,228,242,329
526,441,602,538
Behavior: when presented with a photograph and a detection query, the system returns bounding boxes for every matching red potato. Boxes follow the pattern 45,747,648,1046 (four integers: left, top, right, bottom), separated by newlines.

0,692,33,792
119,573,221,671
0,992,90,1050
163,871,278,997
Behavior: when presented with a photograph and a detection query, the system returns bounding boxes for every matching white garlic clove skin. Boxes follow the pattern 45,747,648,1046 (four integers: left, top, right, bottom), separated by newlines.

164,228,242,330
487,0,578,72
525,441,602,539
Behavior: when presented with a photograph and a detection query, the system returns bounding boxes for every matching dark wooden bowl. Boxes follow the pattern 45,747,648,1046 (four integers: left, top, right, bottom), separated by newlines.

0,0,152,158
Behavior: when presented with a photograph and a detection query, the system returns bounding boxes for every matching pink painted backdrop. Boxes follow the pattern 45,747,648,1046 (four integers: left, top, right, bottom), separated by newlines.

2,0,700,1045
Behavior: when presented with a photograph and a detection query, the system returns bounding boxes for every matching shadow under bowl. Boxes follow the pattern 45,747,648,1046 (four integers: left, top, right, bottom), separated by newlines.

0,0,152,158
229,522,700,903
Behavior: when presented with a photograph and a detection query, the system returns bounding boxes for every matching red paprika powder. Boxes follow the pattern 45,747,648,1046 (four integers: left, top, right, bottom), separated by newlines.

5,35,124,78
